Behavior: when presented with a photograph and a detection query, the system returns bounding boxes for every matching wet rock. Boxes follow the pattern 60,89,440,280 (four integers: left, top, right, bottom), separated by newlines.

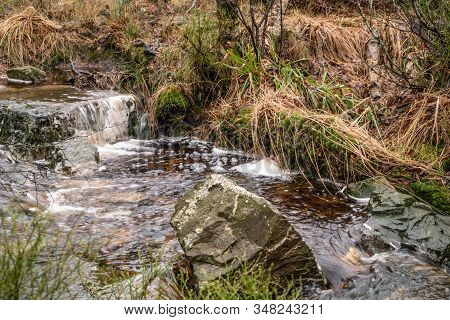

359,232,393,256
171,174,322,285
369,191,416,215
315,178,345,192
353,177,450,263
366,195,450,260
55,140,100,175
0,150,51,212
347,176,395,200
6,66,47,84
0,90,135,162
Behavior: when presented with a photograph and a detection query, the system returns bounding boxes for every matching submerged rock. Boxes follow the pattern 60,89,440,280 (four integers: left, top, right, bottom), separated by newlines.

315,178,345,192
171,174,322,285
6,66,47,84
55,140,100,175
0,153,50,212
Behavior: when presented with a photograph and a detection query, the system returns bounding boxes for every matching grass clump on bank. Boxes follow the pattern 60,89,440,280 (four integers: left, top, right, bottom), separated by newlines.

182,260,302,300
206,62,434,181
0,6,78,65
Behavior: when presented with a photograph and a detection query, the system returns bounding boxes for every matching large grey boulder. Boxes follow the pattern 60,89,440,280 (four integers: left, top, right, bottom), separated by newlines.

171,174,322,284
7,66,47,84
367,191,450,260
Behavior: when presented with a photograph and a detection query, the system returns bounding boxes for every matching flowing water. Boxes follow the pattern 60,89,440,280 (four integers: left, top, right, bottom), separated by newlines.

0,84,135,145
40,139,450,299
1,85,449,299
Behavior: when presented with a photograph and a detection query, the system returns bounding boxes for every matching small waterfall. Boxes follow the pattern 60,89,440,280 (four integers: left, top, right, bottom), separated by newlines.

72,94,135,145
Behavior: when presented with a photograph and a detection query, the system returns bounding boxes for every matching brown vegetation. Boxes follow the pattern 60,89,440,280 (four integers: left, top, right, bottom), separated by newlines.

0,0,448,184
0,6,79,65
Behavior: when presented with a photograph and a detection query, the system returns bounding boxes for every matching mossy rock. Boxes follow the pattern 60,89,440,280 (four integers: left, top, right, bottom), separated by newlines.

6,66,47,83
411,181,450,214
155,86,190,127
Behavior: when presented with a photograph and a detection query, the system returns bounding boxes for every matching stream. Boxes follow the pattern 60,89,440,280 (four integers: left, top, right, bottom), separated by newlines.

1,84,449,299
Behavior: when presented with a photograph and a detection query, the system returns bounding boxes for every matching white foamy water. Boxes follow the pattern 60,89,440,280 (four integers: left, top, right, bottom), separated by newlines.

74,94,135,145
347,194,371,204
212,147,251,158
46,185,119,214
231,158,290,179
98,140,156,157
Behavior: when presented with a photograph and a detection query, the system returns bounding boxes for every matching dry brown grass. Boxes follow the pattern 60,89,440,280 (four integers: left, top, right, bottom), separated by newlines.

45,0,111,23
284,12,368,80
282,11,421,97
0,1,154,66
284,12,367,63
384,91,450,163
205,86,435,180
0,6,80,65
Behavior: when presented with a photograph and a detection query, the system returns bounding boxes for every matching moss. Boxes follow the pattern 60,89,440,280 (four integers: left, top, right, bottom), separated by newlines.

155,86,190,130
410,181,450,214
443,157,450,172
411,143,444,165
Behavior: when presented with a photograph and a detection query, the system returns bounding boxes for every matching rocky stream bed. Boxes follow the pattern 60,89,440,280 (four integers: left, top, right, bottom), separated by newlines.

0,80,449,299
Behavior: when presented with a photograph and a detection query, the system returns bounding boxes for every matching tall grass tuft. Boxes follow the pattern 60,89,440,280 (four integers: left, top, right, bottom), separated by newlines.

182,260,302,300
0,6,78,65
0,210,87,299
384,90,450,167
